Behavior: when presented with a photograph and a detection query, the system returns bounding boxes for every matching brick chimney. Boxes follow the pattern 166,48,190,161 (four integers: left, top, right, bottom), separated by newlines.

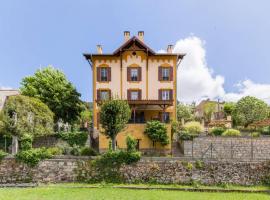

138,31,144,42
167,45,174,53
124,31,130,42
96,45,102,54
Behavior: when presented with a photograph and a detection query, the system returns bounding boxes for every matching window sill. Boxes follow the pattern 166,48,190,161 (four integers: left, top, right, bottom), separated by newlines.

97,81,110,83
128,81,141,83
159,80,172,83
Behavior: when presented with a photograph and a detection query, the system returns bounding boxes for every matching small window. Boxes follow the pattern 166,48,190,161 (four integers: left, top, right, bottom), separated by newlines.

101,68,108,81
162,90,170,100
162,68,169,81
100,90,109,100
130,68,138,81
162,112,170,123
131,91,139,100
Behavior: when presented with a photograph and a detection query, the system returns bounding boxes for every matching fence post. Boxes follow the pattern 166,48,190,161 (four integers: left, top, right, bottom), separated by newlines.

210,143,213,159
230,140,233,159
191,140,194,158
251,137,253,160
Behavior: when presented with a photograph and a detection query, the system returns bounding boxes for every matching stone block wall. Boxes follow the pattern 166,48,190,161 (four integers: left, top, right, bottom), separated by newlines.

182,136,270,161
0,157,270,185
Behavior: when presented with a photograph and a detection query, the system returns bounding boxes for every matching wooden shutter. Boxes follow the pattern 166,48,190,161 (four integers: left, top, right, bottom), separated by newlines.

108,90,111,99
97,90,100,101
169,89,173,100
97,67,101,82
107,67,111,81
127,68,131,81
138,67,142,81
158,67,162,81
158,89,162,100
138,90,142,100
127,89,131,100
170,67,173,81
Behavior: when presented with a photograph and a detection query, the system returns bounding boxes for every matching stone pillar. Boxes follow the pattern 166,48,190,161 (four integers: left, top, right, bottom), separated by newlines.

12,135,18,155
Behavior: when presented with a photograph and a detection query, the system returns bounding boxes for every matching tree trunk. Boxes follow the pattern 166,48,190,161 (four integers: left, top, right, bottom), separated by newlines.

111,137,116,151
12,135,18,155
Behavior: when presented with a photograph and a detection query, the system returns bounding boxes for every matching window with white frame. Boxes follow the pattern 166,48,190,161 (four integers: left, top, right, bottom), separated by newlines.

162,90,170,100
162,68,170,81
131,91,139,100
130,68,138,81
101,68,108,81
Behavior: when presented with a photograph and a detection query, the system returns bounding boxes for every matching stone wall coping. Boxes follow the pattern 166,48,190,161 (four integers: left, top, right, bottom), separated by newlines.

196,135,270,139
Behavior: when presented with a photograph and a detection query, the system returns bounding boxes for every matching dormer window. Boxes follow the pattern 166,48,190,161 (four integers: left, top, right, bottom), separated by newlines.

127,67,141,82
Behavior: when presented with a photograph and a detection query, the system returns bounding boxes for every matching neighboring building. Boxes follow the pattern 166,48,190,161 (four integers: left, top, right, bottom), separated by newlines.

0,89,20,110
84,31,184,154
195,99,225,121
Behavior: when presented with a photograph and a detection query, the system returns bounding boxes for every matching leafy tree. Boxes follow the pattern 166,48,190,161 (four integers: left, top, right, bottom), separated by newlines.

177,103,193,122
203,102,216,123
224,102,235,116
232,96,268,127
100,99,131,151
20,66,83,123
1,95,54,138
144,120,169,146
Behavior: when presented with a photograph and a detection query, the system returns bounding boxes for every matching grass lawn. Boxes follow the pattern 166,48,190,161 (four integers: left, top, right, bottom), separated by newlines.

0,185,269,200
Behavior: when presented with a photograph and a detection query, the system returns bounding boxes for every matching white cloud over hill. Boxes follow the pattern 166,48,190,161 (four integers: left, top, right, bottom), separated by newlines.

162,36,270,104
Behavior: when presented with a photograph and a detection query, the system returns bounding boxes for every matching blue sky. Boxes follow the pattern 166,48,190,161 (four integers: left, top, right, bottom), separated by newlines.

1,0,270,103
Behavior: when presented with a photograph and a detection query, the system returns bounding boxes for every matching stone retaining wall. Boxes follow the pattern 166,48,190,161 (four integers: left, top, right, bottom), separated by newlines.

0,157,270,185
182,136,270,161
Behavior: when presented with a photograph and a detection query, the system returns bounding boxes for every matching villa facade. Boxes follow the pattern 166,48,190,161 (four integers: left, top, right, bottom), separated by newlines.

84,31,184,154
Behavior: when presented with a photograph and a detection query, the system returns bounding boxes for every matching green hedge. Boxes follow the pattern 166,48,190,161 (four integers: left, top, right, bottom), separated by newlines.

222,129,241,137
59,131,88,146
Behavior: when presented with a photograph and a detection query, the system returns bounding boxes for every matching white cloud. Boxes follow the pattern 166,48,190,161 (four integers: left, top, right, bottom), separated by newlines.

161,36,270,104
223,80,270,103
172,36,225,103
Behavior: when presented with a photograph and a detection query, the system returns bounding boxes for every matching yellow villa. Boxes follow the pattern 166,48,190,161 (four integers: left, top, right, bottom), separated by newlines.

84,31,184,155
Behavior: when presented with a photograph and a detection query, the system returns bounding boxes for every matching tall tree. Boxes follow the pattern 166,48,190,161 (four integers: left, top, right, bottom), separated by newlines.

203,102,216,123
20,66,83,123
177,103,193,122
100,99,131,151
223,102,235,116
233,96,268,127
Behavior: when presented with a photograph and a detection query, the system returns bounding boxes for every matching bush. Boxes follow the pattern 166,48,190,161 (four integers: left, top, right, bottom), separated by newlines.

178,130,195,141
0,150,7,161
144,120,169,146
126,135,137,152
80,147,97,156
47,147,63,155
209,127,226,136
222,129,241,137
183,121,203,135
251,132,261,138
59,131,88,146
20,134,33,151
70,145,81,156
260,126,270,135
15,148,53,167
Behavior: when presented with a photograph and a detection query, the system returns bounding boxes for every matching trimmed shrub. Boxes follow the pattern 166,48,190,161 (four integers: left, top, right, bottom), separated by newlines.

0,150,7,161
222,129,241,137
80,147,97,156
47,147,63,155
126,135,137,152
144,120,169,146
251,132,261,138
209,127,226,136
15,148,53,167
184,121,203,135
260,126,270,135
59,131,88,147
